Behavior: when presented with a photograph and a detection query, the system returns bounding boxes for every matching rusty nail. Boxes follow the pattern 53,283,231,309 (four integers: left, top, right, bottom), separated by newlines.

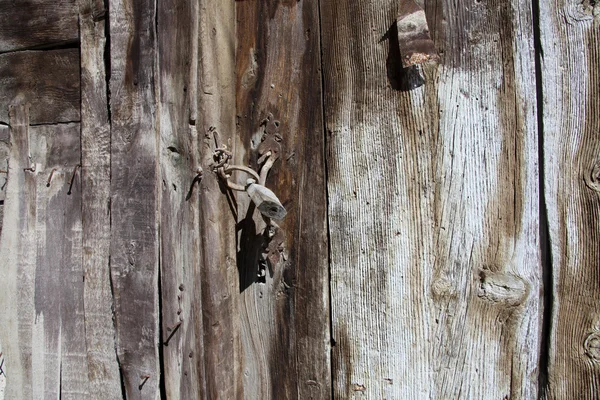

139,375,150,390
46,168,56,187
23,166,35,172
0,170,7,174
163,321,182,346
67,165,80,195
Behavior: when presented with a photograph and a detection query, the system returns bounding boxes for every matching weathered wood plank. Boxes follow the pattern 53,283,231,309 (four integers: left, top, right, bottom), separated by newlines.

0,50,80,125
79,1,123,398
0,0,78,52
539,2,600,398
0,108,88,398
28,123,87,399
0,105,35,399
320,0,540,398
195,1,242,398
109,0,160,397
0,125,9,236
235,1,330,399
156,0,205,398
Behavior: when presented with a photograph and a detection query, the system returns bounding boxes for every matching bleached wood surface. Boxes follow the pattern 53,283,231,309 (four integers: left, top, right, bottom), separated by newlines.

320,0,541,398
539,1,600,398
0,106,86,399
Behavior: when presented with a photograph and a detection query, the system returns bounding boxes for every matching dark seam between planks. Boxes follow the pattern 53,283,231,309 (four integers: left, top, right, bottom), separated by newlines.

531,0,553,398
0,39,80,55
29,121,81,127
104,0,112,124
157,251,168,398
316,0,335,398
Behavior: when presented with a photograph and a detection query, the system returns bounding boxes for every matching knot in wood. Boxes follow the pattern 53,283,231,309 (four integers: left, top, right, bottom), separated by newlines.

476,270,528,306
584,160,600,192
584,332,600,360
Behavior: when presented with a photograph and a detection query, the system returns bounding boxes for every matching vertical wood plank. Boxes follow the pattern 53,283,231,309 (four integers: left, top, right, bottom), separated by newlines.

320,0,540,398
0,125,9,236
0,105,35,399
156,0,205,397
195,1,242,398
109,0,160,396
79,0,123,398
28,123,87,399
235,1,330,399
539,1,600,398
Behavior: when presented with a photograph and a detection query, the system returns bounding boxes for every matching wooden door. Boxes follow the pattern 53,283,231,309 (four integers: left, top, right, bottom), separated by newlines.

0,0,598,399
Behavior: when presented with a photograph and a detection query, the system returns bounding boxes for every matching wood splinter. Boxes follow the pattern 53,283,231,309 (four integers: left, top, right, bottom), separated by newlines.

397,0,438,68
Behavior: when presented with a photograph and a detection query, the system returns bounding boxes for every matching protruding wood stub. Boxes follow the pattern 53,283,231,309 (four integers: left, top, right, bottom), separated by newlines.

397,0,438,68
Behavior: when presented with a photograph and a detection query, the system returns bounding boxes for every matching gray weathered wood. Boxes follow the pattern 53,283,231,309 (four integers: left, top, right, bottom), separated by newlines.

109,0,160,397
0,125,9,236
235,1,331,398
0,105,35,399
79,0,123,398
0,50,80,125
0,0,78,52
29,123,87,399
195,1,242,398
0,106,87,398
539,1,600,398
156,0,205,397
320,0,541,398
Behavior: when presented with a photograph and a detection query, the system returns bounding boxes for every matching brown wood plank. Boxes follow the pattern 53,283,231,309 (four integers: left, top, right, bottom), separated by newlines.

0,50,80,125
0,105,35,399
195,1,242,398
79,1,123,398
320,0,541,398
156,0,205,398
108,0,160,397
0,0,78,52
235,1,330,398
539,1,600,398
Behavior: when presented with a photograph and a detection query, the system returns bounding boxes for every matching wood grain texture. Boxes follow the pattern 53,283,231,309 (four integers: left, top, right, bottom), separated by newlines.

320,0,540,398
0,125,9,236
79,1,123,398
0,105,35,399
109,0,160,397
235,1,331,399
539,2,600,398
156,0,205,397
0,0,78,52
0,50,80,125
195,1,242,398
29,123,86,399
0,108,87,398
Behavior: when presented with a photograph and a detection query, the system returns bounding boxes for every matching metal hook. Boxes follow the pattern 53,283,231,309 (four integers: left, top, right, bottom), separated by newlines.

185,167,203,201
